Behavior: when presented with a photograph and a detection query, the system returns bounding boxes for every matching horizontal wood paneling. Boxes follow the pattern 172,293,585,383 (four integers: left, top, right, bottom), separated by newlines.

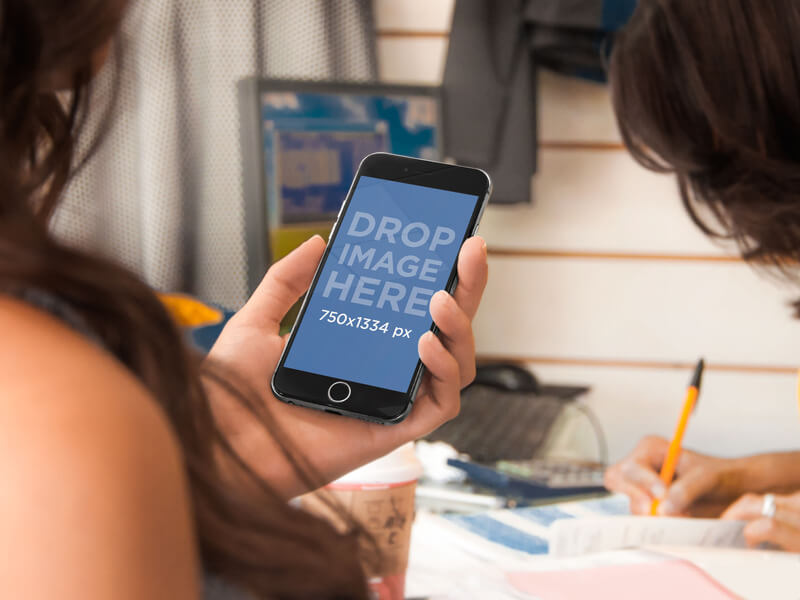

522,363,800,462
477,355,796,375
538,141,626,151
377,30,449,38
474,256,800,367
478,149,734,256
376,37,448,84
374,0,455,32
487,249,741,264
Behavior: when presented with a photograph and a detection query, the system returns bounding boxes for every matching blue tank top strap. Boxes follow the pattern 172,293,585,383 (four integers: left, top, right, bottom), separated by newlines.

15,289,101,344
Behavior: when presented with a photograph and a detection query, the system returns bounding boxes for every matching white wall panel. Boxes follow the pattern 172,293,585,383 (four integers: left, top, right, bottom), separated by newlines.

376,37,448,84
478,149,733,256
374,0,454,32
538,70,622,144
475,256,800,367
525,363,800,463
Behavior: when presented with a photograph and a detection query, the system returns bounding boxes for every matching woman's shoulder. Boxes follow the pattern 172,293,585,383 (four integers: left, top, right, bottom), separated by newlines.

0,294,201,599
0,293,159,424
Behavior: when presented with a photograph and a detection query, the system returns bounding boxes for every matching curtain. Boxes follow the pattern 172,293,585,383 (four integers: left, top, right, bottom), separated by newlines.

55,0,378,309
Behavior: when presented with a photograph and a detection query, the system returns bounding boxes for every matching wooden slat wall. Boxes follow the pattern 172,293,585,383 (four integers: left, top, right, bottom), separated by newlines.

374,0,800,462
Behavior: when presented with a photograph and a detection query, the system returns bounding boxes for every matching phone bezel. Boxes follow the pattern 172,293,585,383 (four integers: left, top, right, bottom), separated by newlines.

271,152,491,424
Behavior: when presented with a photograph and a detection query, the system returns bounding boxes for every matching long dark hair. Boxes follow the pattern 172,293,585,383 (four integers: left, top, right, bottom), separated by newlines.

610,0,800,312
0,1,369,597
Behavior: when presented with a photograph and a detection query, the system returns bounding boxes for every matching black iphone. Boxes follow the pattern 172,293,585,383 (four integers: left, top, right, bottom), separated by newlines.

271,153,491,424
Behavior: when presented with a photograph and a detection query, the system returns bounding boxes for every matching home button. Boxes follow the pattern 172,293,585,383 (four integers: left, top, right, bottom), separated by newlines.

327,381,351,403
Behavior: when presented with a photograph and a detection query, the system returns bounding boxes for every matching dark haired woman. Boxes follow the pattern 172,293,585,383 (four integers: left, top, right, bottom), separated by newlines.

605,0,800,552
0,2,487,598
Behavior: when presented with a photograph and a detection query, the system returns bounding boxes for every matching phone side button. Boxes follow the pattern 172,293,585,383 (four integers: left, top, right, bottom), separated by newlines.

472,199,488,235
327,381,351,403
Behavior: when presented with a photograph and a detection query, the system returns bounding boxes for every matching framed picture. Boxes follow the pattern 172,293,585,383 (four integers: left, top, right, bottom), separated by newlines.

239,78,442,294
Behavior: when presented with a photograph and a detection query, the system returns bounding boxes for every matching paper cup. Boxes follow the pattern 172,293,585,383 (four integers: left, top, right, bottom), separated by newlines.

303,443,423,600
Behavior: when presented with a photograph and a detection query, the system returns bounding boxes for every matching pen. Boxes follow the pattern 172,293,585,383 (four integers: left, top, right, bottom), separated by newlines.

651,358,705,516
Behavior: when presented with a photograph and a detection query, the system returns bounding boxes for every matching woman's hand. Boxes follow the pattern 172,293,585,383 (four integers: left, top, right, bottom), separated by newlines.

722,492,800,551
206,234,488,498
604,436,745,517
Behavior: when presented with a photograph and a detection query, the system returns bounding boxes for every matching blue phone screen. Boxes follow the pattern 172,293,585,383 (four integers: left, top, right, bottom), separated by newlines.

284,175,478,392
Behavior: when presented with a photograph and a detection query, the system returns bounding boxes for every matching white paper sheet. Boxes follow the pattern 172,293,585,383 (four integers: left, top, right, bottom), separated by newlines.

549,516,747,558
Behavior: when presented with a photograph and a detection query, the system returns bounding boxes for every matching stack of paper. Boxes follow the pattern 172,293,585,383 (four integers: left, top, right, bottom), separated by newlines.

549,515,747,557
406,495,800,600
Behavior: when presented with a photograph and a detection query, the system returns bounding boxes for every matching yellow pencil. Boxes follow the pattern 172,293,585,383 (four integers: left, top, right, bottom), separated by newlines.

651,359,705,516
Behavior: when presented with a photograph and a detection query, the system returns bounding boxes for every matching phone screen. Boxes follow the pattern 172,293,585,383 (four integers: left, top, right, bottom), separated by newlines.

283,175,479,392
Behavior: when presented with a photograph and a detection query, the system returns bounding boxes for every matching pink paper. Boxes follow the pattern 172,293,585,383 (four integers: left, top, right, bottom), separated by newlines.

507,559,738,600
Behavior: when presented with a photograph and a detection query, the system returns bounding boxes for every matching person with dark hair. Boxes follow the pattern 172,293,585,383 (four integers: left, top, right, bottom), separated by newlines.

0,2,487,598
604,0,800,552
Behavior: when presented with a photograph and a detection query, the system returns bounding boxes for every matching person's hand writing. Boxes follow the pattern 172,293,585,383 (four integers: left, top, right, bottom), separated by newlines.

604,436,744,516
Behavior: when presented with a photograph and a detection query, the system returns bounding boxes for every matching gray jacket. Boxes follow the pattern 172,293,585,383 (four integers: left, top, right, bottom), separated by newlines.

442,0,636,204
